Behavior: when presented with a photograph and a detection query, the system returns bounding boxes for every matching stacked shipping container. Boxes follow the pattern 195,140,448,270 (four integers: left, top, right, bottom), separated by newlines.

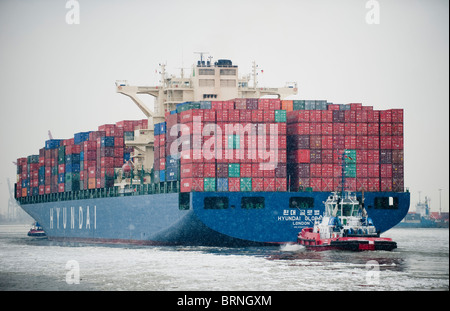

15,120,147,198
286,101,404,192
15,97,404,198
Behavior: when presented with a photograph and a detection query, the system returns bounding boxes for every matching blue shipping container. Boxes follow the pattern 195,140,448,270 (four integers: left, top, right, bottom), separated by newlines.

74,132,91,145
217,178,229,192
58,173,65,184
45,139,62,150
166,166,178,181
159,170,166,182
101,136,115,147
66,154,81,164
65,163,80,173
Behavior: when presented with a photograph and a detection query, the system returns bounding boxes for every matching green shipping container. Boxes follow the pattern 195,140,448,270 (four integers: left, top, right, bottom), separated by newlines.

65,172,80,183
58,146,65,164
227,135,240,149
344,150,357,164
344,164,356,177
240,178,252,191
274,110,287,122
293,100,305,111
228,163,240,177
204,177,216,191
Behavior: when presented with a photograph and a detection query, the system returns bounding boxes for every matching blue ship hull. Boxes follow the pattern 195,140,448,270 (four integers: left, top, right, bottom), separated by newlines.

20,191,410,246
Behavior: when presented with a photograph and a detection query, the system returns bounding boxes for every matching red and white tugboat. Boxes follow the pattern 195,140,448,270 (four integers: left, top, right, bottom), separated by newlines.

27,221,46,237
298,190,397,251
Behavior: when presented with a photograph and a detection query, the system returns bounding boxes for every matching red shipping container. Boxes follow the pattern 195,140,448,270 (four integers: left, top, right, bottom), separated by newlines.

100,157,114,168
211,101,223,110
368,178,380,191
333,164,342,177
327,104,340,111
367,110,380,123
367,136,379,150
391,109,403,123
83,141,97,151
66,144,81,155
251,110,264,122
192,178,204,192
309,123,321,135
288,149,310,163
239,110,252,122
332,149,345,164
287,123,310,135
357,164,368,177
295,178,310,190
310,178,322,191
203,109,216,122
310,135,322,149
45,185,51,194
229,177,240,192
180,178,193,192
321,136,333,149
357,150,368,163
203,163,216,177
269,98,281,110
349,103,362,111
287,111,310,123
333,123,345,135
159,158,166,170
381,178,393,191
240,163,252,177
380,110,392,123
235,98,247,109
368,164,379,177
58,183,65,193
310,111,322,122
344,178,357,192
392,123,403,136
381,164,392,178
321,122,332,135
356,136,368,150
380,136,392,149
252,178,264,191
180,164,193,178
223,100,235,109
322,149,333,163
322,178,334,191
356,123,368,136
356,178,369,191
275,178,287,191
311,164,322,177
393,178,404,192
58,164,65,174
263,178,275,191
216,109,229,122
321,110,333,122
344,110,356,123
332,136,345,149
367,123,379,136
344,123,356,135
321,164,333,177
228,109,240,122
251,163,265,178
380,123,392,136
345,136,356,149
392,136,404,150
356,110,368,123
263,110,275,123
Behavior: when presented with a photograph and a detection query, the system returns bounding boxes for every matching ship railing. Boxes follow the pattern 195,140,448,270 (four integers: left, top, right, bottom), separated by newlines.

17,181,180,205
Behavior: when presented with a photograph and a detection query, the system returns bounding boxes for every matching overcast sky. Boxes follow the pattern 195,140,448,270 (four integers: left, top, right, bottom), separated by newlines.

0,0,448,215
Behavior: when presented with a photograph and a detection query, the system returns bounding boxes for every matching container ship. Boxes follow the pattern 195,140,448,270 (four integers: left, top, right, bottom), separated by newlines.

14,57,410,246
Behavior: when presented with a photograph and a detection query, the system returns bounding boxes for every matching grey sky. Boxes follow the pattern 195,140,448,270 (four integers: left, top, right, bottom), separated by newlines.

0,0,448,214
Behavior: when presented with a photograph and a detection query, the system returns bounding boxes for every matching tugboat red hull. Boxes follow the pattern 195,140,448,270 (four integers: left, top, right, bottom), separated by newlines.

27,229,46,237
297,228,397,251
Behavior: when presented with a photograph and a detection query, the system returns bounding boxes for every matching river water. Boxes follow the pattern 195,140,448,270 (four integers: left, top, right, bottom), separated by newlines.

0,225,448,291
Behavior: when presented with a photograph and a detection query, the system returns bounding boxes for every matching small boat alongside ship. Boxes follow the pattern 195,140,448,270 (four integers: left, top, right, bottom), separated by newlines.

297,158,397,251
27,222,46,237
